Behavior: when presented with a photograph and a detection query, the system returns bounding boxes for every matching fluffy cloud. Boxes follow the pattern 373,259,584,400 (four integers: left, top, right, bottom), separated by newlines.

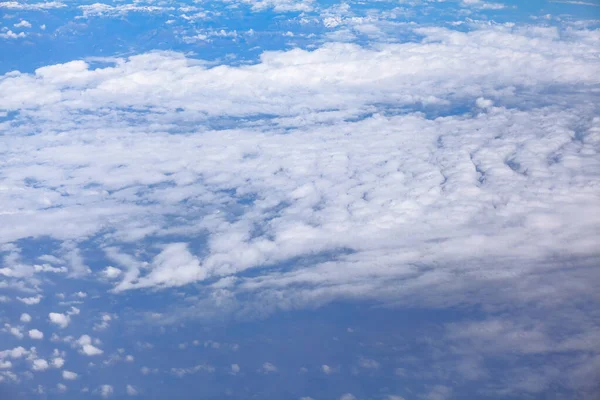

62,370,78,380
28,329,44,340
32,359,49,371
52,357,65,368
76,335,104,356
102,266,122,279
48,313,70,329
3,324,23,339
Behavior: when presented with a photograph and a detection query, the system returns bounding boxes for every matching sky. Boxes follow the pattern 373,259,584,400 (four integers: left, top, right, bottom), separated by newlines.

0,0,599,399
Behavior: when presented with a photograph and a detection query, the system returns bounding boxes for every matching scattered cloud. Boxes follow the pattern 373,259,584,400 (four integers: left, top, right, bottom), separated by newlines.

49,313,71,329
63,370,78,380
28,329,44,340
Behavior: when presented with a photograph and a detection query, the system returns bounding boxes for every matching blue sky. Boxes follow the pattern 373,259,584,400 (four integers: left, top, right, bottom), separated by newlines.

1,0,600,399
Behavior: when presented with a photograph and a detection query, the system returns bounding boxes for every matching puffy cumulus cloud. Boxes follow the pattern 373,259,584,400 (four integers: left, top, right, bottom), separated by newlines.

76,335,104,356
48,312,70,328
3,324,23,339
231,364,240,374
13,20,32,28
94,313,113,331
57,383,67,393
28,329,44,340
52,357,65,368
32,359,49,371
339,394,357,400
101,266,122,279
0,346,30,360
20,314,32,323
62,370,78,380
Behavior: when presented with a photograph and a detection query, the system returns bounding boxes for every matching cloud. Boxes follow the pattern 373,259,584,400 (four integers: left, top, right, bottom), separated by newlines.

358,358,379,369
0,15,598,399
3,324,23,339
321,365,337,374
78,3,173,18
49,313,71,328
13,20,32,28
126,384,138,396
52,357,65,368
101,266,122,279
32,359,49,371
62,370,78,380
98,384,114,398
76,335,104,356
17,296,42,305
171,364,215,377
113,243,207,291
260,362,278,373
28,329,44,340
231,364,240,374
0,1,65,9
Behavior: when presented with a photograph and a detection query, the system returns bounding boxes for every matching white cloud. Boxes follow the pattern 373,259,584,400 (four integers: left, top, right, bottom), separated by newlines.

0,30,26,39
3,324,23,339
32,359,49,371
0,1,66,10
339,394,356,400
79,3,173,18
13,20,32,28
48,312,70,328
102,266,122,279
231,364,240,374
261,362,278,373
0,346,29,360
76,335,104,356
171,364,215,377
98,384,114,398
0,17,598,399
126,384,138,396
52,357,65,368
17,296,42,305
114,243,207,291
63,370,78,380
57,383,67,392
28,329,44,340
